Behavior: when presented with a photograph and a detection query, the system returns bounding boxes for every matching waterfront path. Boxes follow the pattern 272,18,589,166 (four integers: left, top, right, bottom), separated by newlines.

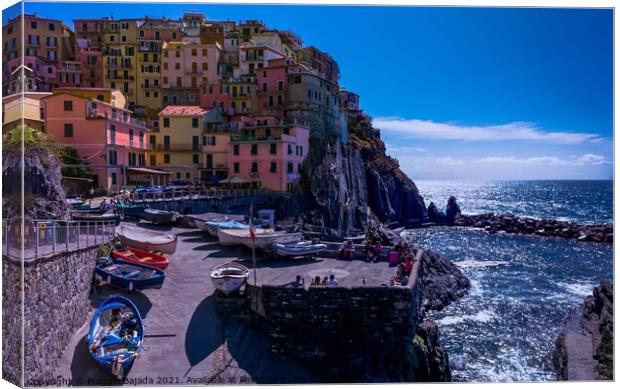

53,221,399,385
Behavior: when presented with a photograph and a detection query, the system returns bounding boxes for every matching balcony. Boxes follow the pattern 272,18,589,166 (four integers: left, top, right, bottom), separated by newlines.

230,135,282,142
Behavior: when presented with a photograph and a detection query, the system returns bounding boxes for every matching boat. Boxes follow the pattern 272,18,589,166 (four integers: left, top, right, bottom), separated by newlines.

116,202,146,218
116,226,177,254
141,208,177,225
210,262,249,295
203,220,249,237
95,258,166,291
273,241,328,257
111,246,169,270
217,228,302,250
72,212,122,226
87,296,144,378
66,196,85,207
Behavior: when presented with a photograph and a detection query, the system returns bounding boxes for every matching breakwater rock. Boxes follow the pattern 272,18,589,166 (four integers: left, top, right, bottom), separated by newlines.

419,250,471,311
453,213,613,244
552,280,613,380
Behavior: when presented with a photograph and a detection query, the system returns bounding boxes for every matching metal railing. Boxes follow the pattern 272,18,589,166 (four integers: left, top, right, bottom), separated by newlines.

2,219,116,260
129,188,253,202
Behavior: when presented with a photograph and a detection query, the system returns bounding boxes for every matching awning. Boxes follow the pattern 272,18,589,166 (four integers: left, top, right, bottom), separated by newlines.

127,167,172,175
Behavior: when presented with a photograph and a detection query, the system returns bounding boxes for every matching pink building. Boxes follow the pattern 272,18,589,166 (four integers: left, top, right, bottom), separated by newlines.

227,123,309,192
255,58,297,118
43,88,156,191
162,40,222,89
199,82,231,110
78,42,104,88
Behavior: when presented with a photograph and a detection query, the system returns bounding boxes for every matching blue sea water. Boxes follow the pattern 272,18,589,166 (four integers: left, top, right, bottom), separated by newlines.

415,180,613,225
403,180,614,382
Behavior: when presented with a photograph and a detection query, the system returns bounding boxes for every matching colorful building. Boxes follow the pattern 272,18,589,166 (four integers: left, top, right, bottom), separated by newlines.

228,123,309,191
157,105,209,182
2,92,51,132
42,88,157,190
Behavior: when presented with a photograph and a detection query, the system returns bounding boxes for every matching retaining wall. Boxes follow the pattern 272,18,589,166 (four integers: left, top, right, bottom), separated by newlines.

2,244,100,386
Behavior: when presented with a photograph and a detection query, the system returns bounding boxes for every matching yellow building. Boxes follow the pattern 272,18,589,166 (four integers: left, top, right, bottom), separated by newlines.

52,87,127,108
2,92,51,132
102,19,139,110
157,105,207,182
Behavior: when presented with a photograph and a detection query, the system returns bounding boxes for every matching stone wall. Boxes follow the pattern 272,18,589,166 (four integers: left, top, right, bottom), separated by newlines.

241,254,441,382
2,254,23,387
2,244,100,386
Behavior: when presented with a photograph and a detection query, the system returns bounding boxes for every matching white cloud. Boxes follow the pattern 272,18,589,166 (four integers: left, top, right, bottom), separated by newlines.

473,154,609,166
375,117,606,144
576,153,606,165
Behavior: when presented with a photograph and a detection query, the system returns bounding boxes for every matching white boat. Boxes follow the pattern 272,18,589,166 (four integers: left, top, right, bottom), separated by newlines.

116,226,177,254
210,262,249,295
217,228,301,250
193,213,245,236
273,241,328,257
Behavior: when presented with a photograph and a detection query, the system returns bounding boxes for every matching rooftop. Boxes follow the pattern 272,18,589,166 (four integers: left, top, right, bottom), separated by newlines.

159,105,208,117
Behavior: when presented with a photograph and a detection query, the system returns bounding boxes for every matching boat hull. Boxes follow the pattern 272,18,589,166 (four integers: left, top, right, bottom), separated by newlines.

116,226,177,254
111,247,169,270
142,209,176,225
274,242,327,257
87,296,144,378
217,229,301,250
210,262,249,295
95,259,166,290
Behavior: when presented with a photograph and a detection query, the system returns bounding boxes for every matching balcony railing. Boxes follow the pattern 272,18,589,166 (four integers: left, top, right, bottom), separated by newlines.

230,135,282,142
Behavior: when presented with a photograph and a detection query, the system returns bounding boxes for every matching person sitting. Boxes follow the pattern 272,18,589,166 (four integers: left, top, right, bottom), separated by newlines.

404,256,414,275
327,274,338,286
371,240,383,262
321,276,328,286
290,275,305,288
364,240,374,262
345,240,355,260
310,276,321,286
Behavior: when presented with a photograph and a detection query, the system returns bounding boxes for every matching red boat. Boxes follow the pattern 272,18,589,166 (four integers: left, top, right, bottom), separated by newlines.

111,247,170,270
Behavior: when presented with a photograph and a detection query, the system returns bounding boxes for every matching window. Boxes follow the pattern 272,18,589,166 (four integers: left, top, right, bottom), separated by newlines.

172,32,177,39
294,75,301,84
47,67,53,74
163,63,168,70
64,123,73,137
110,125,116,144
48,23,55,31
277,95,283,106
7,26,12,34
63,101,73,111
97,94,104,101
233,145,239,155
163,118,170,128
270,143,277,155
163,76,168,84
202,48,208,56
263,70,267,78
164,50,168,58
202,63,208,70
149,155,156,166
108,150,117,165
288,144,293,155
175,63,180,70
175,50,180,58
270,162,277,173
192,154,199,164
287,162,294,173
186,172,191,179
139,30,144,37
192,118,199,128
191,48,197,56
234,162,240,173
251,144,258,155
111,172,117,185
121,35,127,42
269,96,274,107
176,173,181,179
278,80,284,91
31,21,37,29
164,154,171,164
251,162,258,173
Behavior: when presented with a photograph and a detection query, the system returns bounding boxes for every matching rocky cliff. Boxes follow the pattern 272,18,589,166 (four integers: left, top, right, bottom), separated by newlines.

553,280,613,380
300,118,427,234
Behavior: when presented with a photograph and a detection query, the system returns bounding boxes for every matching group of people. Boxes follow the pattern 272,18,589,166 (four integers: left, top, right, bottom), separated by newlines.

389,242,416,286
289,274,338,288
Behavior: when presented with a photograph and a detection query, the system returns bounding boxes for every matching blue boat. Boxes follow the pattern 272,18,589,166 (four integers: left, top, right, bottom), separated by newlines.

95,258,166,291
87,296,144,378
116,202,146,218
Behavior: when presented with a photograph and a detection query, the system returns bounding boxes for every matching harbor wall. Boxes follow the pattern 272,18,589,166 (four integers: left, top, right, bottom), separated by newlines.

2,245,100,386
244,253,424,381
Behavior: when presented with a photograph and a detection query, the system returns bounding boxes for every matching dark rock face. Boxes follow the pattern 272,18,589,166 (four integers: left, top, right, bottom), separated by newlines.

404,320,451,382
427,202,446,223
419,250,471,311
454,213,613,244
445,196,461,225
553,280,613,380
302,130,426,234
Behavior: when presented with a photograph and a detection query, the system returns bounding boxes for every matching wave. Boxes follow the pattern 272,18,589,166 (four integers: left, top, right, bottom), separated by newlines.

436,309,496,326
456,259,509,269
555,281,596,297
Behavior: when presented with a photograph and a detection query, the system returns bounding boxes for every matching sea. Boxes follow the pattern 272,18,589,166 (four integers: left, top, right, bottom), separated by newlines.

403,180,614,382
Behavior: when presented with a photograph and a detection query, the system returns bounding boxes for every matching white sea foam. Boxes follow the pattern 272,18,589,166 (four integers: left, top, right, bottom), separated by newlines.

436,309,496,326
456,259,509,269
556,281,596,297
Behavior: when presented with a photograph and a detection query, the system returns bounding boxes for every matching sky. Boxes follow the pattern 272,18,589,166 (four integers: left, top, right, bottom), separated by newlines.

4,2,614,180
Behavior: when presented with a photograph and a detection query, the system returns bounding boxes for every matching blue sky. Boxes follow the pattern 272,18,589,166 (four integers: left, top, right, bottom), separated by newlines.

5,2,614,179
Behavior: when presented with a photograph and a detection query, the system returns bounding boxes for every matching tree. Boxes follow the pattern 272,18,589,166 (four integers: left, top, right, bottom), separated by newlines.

59,146,94,179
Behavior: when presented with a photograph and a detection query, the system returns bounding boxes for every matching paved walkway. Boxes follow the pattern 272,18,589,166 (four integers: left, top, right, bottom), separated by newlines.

54,221,325,385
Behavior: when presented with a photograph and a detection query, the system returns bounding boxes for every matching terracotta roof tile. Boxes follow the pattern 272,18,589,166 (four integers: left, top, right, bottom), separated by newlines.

158,105,208,117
